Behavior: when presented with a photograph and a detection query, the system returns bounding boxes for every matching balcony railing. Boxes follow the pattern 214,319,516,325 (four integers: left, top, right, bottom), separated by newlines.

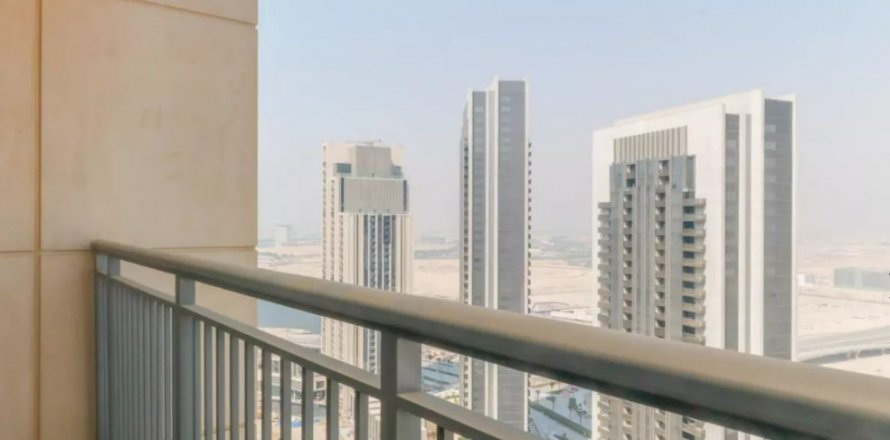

93,240,890,440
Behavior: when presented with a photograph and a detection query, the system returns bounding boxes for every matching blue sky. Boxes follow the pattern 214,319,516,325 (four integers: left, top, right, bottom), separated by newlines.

259,0,890,240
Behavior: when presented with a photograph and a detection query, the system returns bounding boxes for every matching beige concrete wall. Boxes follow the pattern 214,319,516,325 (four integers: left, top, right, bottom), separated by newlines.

0,0,258,439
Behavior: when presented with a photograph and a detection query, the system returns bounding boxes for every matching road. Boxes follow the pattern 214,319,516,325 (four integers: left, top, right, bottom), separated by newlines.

798,325,890,363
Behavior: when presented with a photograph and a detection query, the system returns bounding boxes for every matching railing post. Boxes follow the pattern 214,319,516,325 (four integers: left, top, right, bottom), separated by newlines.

301,366,314,440
175,276,198,439
354,390,369,440
95,254,118,440
379,332,421,439
326,378,339,440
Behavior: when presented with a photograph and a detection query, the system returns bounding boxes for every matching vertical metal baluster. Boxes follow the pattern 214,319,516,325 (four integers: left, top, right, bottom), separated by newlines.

115,281,124,440
326,379,339,440
205,324,214,440
379,333,421,439
282,360,292,440
106,278,115,440
157,301,165,439
436,426,454,440
193,318,201,440
154,301,160,440
217,329,226,440
145,297,153,440
150,299,158,440
354,391,368,440
94,258,105,440
245,343,256,440
127,287,134,439
231,336,241,440
139,293,146,440
175,277,197,440
164,304,173,440
301,367,313,440
132,292,139,439
130,287,137,439
262,350,272,440
134,293,141,440
95,255,112,440
120,287,127,438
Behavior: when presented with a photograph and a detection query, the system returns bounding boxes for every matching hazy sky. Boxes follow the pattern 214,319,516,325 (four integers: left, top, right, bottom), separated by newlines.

259,1,890,241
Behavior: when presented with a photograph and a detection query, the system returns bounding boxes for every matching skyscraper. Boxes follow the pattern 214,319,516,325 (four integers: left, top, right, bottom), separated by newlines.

459,78,531,430
591,91,796,440
320,142,413,373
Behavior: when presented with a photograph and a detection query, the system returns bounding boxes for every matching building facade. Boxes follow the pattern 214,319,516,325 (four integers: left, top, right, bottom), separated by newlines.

834,267,890,292
320,142,413,373
592,91,797,440
458,78,531,430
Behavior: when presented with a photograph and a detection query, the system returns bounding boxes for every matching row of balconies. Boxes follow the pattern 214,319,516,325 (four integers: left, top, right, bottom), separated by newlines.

683,286,704,298
684,423,705,439
683,212,706,222
682,318,705,329
597,298,610,311
683,228,705,237
681,242,705,252
682,273,705,283
598,313,610,327
684,198,706,207
682,258,704,268
683,301,705,314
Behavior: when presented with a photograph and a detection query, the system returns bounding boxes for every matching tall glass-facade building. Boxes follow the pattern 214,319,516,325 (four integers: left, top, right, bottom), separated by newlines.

459,78,531,430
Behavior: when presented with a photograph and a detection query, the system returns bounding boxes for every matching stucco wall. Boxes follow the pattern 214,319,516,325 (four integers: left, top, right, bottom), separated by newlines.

0,0,258,438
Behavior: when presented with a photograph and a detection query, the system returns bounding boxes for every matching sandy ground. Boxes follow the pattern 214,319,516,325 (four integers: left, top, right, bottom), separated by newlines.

261,245,592,307
260,241,890,379
799,293,890,336
797,239,890,378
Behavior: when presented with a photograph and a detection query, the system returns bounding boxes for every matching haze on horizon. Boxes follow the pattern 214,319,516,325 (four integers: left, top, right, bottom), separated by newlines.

259,0,890,242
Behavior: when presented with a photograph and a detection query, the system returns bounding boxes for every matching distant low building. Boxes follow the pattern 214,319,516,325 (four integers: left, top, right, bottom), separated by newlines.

834,267,890,291
274,224,292,246
797,273,816,287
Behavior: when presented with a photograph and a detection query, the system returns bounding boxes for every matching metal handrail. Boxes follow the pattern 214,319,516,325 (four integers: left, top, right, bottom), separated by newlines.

93,240,890,439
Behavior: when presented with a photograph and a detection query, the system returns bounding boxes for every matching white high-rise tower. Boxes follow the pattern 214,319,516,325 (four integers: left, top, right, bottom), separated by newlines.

458,78,531,430
592,91,797,440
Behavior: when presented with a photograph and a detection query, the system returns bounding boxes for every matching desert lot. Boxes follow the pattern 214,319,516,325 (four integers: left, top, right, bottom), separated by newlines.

260,239,890,379
259,244,591,307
